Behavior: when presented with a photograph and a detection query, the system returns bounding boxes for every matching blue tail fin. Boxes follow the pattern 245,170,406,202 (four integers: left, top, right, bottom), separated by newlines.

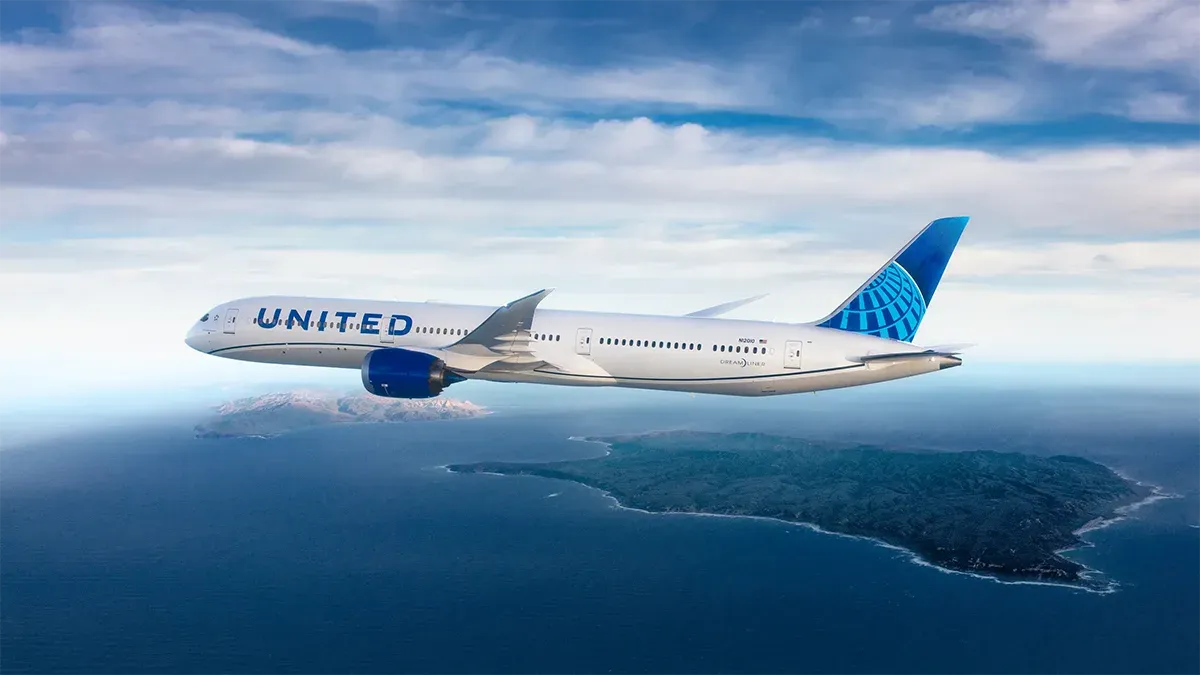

816,216,968,342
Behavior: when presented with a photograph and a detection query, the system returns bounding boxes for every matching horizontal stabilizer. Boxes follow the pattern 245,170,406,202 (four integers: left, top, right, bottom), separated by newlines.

851,350,953,363
849,349,964,369
919,343,974,355
685,294,768,318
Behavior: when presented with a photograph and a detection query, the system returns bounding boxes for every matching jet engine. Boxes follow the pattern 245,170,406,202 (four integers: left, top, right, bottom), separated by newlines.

361,348,465,399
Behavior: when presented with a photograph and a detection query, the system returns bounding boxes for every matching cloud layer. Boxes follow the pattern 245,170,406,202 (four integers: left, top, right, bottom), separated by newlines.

0,1,1197,403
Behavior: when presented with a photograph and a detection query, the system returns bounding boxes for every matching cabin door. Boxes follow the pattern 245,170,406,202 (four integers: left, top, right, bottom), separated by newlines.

223,308,239,334
575,328,593,355
784,340,803,369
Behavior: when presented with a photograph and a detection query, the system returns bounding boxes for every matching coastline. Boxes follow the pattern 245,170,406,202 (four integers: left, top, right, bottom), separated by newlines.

449,434,1175,594
196,410,490,440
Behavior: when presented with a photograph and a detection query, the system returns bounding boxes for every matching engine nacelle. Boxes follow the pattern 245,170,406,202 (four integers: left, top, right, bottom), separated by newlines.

361,348,465,399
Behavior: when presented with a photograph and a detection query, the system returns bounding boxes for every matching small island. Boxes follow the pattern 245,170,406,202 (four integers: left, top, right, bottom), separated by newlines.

448,431,1153,589
195,391,487,439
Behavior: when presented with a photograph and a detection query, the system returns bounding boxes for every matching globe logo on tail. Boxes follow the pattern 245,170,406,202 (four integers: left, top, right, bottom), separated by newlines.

819,262,926,342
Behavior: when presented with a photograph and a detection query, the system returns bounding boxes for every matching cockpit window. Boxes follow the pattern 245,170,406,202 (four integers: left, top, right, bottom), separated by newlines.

200,313,210,322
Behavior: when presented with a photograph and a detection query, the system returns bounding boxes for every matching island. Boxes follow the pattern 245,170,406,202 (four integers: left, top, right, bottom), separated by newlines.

195,390,487,438
448,431,1153,589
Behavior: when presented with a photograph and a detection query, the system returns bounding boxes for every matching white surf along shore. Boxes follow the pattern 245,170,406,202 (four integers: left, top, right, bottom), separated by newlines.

548,435,1177,594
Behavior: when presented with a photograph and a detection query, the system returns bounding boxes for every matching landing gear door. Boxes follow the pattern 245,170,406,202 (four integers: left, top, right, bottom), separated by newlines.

784,340,803,369
575,328,593,355
223,308,239,334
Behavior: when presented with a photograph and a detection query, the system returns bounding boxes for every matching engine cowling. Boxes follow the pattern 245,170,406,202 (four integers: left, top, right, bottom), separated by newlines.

361,348,465,399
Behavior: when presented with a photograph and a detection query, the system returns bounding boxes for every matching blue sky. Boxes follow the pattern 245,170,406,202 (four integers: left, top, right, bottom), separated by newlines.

0,0,1197,403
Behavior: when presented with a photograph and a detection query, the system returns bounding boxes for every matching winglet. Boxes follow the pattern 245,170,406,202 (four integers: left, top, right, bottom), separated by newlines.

685,294,768,318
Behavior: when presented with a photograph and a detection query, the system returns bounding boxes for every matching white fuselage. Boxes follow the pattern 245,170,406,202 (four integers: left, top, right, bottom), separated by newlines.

185,295,960,397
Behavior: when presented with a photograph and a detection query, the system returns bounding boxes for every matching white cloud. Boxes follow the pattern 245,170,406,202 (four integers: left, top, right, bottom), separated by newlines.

1124,90,1196,122
3,113,1196,238
921,0,1200,73
0,4,761,109
1,227,1197,406
2,1,1192,134
0,2,1197,409
831,79,1029,128
850,15,892,35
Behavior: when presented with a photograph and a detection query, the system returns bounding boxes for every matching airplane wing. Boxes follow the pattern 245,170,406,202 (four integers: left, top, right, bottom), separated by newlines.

416,288,563,374
448,288,552,354
684,294,768,318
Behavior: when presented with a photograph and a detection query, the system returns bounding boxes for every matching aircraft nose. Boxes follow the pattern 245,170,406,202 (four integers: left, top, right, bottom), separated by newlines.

185,327,206,352
185,313,216,353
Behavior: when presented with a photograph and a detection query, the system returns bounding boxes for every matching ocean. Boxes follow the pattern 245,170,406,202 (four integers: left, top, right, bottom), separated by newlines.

3,384,1198,674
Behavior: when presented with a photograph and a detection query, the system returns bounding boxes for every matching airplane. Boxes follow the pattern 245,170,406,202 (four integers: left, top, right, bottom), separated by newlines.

185,216,969,398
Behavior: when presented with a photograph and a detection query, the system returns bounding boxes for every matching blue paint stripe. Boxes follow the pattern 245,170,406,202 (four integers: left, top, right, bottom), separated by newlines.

208,341,381,355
